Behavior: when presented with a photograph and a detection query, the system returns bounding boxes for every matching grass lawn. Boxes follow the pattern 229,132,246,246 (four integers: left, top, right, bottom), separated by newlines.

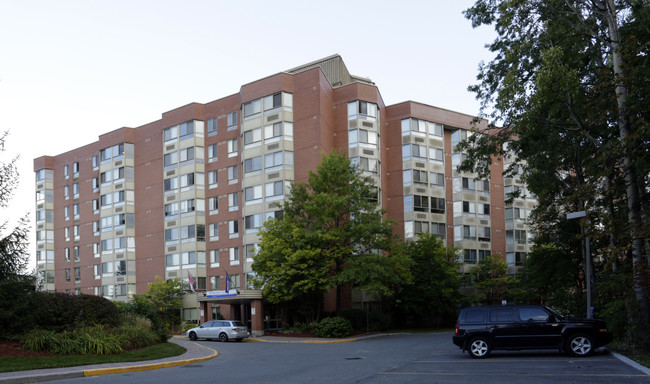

0,342,186,373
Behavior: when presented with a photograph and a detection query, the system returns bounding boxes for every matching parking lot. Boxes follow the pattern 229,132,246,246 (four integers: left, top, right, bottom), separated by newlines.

45,333,650,384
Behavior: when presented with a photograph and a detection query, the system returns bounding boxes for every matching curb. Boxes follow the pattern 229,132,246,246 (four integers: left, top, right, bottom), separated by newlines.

610,351,650,375
247,337,357,344
84,343,218,376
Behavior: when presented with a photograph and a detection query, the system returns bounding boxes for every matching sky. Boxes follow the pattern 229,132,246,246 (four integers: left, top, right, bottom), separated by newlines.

0,0,496,269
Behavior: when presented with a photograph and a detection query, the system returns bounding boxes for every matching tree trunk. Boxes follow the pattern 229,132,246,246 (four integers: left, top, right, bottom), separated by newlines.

604,0,649,340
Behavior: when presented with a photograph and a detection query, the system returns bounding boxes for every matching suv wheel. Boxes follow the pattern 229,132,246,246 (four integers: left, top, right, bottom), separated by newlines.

566,333,594,357
468,336,491,358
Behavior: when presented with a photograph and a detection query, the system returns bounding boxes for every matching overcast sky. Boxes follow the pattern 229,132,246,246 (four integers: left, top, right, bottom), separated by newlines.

0,0,496,269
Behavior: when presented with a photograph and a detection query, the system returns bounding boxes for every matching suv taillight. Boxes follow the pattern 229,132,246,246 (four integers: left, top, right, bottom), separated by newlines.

455,324,460,336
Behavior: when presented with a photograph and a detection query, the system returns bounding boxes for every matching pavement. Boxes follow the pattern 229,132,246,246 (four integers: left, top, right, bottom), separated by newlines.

2,333,649,383
0,333,381,384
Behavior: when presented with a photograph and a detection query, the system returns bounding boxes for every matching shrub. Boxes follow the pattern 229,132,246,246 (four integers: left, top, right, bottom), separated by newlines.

314,317,353,338
23,329,57,352
340,309,392,332
182,322,198,333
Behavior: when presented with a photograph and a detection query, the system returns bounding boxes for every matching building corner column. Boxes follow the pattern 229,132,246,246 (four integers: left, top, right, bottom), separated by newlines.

251,299,264,337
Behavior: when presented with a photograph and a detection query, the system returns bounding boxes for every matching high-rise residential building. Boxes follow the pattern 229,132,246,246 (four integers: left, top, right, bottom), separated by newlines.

33,55,536,336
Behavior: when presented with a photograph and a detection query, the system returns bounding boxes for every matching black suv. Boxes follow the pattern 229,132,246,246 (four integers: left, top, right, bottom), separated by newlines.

453,304,613,358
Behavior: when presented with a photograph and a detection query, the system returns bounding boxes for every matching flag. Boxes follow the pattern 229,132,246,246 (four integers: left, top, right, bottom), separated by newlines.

187,271,198,292
225,270,231,293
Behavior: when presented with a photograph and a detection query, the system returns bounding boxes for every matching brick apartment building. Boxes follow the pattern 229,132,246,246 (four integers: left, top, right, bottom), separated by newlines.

33,55,536,336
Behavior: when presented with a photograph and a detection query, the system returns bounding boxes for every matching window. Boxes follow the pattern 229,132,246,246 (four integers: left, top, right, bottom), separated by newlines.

73,204,80,218
245,214,263,233
244,185,263,204
207,118,217,136
72,162,79,177
115,260,126,276
64,206,70,220
506,207,527,220
464,225,477,240
477,180,490,193
210,275,220,290
478,226,491,242
227,165,238,183
243,99,261,119
349,129,378,148
180,173,195,188
245,244,258,262
430,172,444,187
64,185,70,199
210,250,220,268
65,268,71,282
431,197,445,214
413,195,429,212
166,253,179,267
451,129,469,148
207,144,217,162
478,203,490,216
229,220,239,238
229,247,240,265
429,147,444,163
244,156,262,173
265,210,283,221
263,93,282,111
165,228,179,243
163,126,178,142
265,181,283,200
228,192,238,211
92,155,99,169
182,251,197,265
180,147,195,163
209,223,219,240
412,170,427,185
264,122,282,141
64,165,69,179
352,157,378,174
94,264,101,279
244,128,262,146
92,178,99,192
402,144,426,161
265,151,293,171
464,249,477,263
227,138,238,157
431,222,446,238
180,121,194,137
227,111,238,130
348,100,378,120
208,196,218,213
208,170,218,187
165,202,179,217
164,177,178,192
65,247,70,261
180,199,196,214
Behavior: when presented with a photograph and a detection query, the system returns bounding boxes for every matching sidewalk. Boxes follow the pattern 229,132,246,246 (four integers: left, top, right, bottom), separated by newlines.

0,333,383,383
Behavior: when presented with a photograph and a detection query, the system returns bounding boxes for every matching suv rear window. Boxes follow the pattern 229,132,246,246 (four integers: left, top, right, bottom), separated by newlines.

464,309,486,324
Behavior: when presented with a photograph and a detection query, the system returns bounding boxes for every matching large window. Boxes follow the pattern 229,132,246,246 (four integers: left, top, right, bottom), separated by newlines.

245,214,263,233
244,156,262,173
227,111,238,130
243,99,261,119
348,129,378,148
348,100,378,120
244,185,263,204
227,165,238,183
265,181,283,200
244,128,262,147
207,118,217,136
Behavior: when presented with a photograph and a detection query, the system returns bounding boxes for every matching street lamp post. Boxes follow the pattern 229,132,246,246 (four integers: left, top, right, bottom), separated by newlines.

567,210,592,319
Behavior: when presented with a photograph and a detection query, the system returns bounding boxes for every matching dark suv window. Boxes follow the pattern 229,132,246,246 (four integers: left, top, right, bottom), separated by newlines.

490,308,515,322
465,309,486,324
519,307,549,321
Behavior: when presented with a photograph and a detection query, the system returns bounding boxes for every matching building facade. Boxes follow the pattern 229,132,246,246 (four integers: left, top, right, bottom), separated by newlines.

33,55,535,336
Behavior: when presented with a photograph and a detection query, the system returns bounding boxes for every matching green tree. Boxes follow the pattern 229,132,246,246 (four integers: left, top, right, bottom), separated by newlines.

461,0,649,339
144,276,183,332
0,131,29,281
471,256,520,305
397,234,463,327
253,151,408,315
520,244,583,314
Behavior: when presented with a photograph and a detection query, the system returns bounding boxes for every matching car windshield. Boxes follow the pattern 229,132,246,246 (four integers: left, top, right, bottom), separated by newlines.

543,306,565,320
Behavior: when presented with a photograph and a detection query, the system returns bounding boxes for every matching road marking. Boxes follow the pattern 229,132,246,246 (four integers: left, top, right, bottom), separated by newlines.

414,358,618,363
379,372,649,377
